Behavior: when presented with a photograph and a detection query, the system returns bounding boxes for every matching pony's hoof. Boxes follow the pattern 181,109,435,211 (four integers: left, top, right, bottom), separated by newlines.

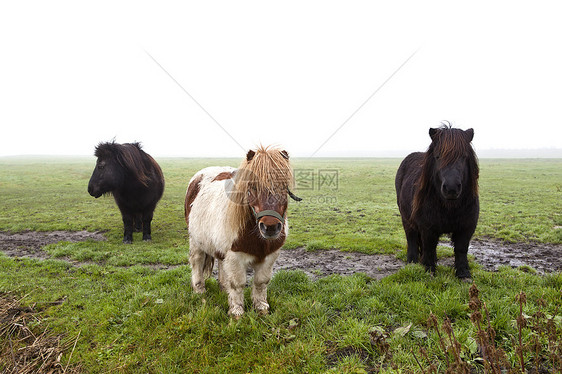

254,301,270,315
192,282,206,294
461,277,473,283
424,265,436,275
456,269,471,280
229,306,244,319
123,239,132,244
142,237,152,242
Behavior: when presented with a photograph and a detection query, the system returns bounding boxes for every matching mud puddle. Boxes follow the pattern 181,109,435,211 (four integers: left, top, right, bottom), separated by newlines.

274,248,403,280
0,231,560,278
468,239,561,273
0,231,106,260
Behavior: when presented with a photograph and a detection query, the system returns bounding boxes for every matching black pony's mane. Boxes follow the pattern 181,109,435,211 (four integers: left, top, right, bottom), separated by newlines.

412,125,479,217
427,123,476,168
94,141,156,186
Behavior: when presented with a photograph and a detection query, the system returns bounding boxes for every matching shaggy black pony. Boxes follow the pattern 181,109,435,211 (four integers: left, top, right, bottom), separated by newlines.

395,125,479,279
88,142,165,243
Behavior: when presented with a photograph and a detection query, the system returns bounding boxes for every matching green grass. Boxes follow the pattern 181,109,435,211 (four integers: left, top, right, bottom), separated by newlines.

0,157,561,373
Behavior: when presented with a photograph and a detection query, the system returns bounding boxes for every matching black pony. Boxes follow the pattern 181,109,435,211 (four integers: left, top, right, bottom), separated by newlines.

88,142,165,244
395,125,479,279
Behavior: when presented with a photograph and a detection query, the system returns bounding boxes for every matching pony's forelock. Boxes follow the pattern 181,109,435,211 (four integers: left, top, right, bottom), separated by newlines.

428,125,474,167
239,145,294,192
226,145,294,232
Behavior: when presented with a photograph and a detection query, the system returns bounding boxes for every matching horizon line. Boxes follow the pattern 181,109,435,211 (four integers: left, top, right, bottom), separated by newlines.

1,147,562,159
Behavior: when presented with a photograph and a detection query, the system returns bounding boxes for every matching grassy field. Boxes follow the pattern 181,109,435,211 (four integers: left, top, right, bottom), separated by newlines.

1,157,561,373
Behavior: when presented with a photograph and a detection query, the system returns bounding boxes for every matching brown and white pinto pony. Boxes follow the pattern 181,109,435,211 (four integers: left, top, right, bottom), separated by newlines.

185,145,298,317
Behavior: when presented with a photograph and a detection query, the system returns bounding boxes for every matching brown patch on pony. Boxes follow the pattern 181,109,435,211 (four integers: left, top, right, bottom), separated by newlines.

230,215,286,263
212,171,234,182
185,174,204,225
226,145,295,234
412,125,479,219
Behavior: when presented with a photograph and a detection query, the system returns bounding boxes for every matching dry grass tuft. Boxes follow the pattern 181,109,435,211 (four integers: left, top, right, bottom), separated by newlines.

0,292,81,374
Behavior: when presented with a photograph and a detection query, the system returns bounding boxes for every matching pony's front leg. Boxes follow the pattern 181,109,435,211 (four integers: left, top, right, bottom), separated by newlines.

420,232,439,274
252,251,280,315
121,213,134,244
217,259,226,290
222,252,248,318
452,232,472,279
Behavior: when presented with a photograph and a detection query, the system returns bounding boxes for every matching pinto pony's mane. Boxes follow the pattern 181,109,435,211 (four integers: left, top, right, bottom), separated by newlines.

226,145,295,233
412,124,479,217
95,142,160,187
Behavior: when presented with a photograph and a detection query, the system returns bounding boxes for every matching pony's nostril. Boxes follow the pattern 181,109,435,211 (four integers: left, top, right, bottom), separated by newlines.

259,222,266,232
276,223,282,232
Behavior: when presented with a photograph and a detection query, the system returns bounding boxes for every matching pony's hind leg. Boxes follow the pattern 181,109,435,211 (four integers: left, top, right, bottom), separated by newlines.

134,213,143,232
189,240,208,293
141,209,154,241
251,251,280,315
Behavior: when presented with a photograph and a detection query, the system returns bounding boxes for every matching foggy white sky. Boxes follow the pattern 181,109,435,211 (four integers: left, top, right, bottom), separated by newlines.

1,1,561,158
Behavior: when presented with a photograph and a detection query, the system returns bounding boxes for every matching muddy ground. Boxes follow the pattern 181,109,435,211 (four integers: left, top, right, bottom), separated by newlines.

0,231,561,279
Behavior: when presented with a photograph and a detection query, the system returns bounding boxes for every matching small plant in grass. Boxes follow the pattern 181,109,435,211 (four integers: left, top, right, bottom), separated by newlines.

369,326,394,372
468,284,511,373
525,292,562,373
426,312,471,374
418,284,562,373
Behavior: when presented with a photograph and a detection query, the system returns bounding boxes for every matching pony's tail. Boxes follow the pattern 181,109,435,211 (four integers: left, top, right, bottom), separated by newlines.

202,254,215,280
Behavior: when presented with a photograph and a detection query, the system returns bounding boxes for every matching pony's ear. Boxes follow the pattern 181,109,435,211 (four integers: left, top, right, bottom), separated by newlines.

429,128,439,141
246,150,256,161
464,128,474,142
280,150,289,160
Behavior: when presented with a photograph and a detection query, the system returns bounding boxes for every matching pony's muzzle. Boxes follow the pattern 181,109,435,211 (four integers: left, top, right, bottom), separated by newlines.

88,185,103,198
441,182,462,200
254,209,284,239
258,219,283,240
